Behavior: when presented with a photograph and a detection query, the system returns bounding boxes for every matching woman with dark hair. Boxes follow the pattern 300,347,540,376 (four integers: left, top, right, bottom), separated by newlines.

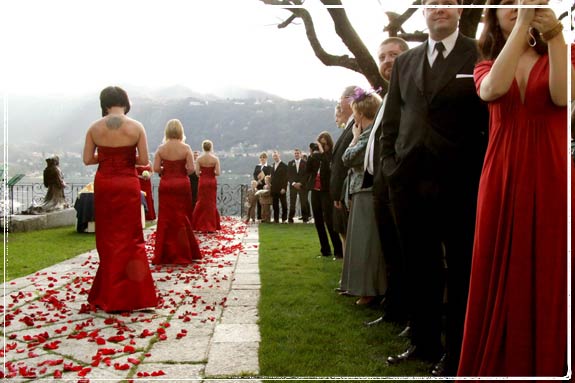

191,139,221,232
83,86,157,312
306,131,343,258
458,0,572,377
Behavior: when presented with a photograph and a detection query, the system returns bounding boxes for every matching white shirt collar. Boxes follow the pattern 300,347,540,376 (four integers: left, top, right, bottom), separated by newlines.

427,28,459,58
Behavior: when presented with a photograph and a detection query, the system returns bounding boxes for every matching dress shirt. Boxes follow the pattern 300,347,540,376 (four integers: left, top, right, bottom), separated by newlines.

364,94,388,174
426,28,458,67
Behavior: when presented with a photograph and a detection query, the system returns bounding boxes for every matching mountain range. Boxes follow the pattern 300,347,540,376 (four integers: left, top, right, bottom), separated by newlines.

3,86,342,183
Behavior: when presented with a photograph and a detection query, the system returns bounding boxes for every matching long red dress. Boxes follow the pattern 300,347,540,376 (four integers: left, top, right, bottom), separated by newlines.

136,164,156,220
458,56,568,377
88,146,158,312
152,159,201,264
191,166,221,232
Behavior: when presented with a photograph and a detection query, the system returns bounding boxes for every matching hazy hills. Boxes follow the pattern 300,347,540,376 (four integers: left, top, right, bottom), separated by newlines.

3,86,342,183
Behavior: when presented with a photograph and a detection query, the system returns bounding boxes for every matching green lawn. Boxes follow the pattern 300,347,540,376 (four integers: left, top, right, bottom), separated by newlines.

258,223,431,377
2,225,96,282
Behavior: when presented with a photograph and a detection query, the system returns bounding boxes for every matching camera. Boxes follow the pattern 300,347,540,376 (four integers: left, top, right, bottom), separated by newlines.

309,142,319,151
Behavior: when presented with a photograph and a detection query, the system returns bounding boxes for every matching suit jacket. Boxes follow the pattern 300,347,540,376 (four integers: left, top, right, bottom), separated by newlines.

379,34,488,185
330,119,355,201
287,159,308,187
253,164,271,190
270,161,288,193
343,124,373,195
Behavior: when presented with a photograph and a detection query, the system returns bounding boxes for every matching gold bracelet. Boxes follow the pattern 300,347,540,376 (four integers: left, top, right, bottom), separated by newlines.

540,22,563,42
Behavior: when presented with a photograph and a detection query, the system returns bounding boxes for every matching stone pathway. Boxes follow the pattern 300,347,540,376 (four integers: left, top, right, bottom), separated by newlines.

1,217,262,381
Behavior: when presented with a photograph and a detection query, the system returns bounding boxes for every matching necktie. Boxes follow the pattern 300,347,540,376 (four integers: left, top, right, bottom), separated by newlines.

432,42,445,72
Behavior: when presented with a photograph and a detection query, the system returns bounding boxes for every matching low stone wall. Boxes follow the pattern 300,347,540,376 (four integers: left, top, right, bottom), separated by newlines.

4,208,77,232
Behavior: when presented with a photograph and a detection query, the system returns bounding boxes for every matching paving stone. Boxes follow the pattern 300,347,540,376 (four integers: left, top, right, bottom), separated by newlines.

232,273,260,286
220,306,259,324
204,342,259,377
212,324,260,343
146,335,211,363
135,362,204,380
226,290,260,306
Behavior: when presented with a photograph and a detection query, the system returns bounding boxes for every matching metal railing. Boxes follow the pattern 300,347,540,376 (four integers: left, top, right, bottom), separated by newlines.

3,182,248,217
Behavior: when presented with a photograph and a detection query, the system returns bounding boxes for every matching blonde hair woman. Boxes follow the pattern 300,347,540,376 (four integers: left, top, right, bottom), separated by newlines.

152,119,201,264
191,139,221,232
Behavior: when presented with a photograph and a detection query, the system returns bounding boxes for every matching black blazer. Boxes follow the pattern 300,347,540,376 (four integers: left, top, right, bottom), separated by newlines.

270,161,288,193
329,120,354,201
287,159,308,186
379,34,488,184
306,151,332,192
253,164,271,190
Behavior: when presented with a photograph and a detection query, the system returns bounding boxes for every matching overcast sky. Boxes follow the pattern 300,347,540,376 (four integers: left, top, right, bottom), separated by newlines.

0,0,570,100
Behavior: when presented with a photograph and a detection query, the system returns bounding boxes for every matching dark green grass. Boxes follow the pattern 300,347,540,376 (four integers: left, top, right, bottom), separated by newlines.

258,223,431,377
2,225,96,282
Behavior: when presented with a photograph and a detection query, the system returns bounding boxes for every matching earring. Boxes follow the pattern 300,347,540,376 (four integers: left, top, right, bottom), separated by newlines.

528,27,537,47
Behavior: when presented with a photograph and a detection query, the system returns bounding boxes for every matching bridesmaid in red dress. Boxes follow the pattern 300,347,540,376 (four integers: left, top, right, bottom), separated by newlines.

458,0,572,377
152,119,201,264
191,140,221,232
136,164,156,221
82,86,158,313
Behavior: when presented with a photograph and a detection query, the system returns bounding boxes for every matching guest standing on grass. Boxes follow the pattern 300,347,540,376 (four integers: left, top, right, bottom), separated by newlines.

306,132,343,259
340,88,386,306
83,85,157,313
191,140,221,232
152,119,201,264
458,0,572,377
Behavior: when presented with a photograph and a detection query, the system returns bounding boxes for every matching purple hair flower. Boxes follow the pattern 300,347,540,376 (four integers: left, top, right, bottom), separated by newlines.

349,86,382,102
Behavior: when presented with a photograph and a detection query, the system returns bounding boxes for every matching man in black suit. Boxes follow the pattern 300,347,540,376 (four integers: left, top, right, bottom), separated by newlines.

287,148,310,223
330,85,357,250
253,152,271,220
270,150,288,223
379,0,488,375
363,37,409,326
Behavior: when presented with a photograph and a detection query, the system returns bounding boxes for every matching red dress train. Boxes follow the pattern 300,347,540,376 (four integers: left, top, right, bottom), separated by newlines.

88,146,158,312
458,57,568,377
136,164,156,220
152,159,201,264
191,166,221,232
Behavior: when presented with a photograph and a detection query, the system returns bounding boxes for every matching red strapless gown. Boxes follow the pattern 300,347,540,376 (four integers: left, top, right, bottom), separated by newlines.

88,146,158,312
136,164,156,220
152,159,201,264
458,56,569,377
191,166,221,232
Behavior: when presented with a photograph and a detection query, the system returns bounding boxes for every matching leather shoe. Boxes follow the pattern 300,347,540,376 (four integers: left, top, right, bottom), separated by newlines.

431,353,457,376
387,345,439,365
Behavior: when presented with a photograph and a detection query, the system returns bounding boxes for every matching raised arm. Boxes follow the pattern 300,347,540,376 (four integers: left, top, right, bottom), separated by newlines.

532,7,570,105
478,0,536,101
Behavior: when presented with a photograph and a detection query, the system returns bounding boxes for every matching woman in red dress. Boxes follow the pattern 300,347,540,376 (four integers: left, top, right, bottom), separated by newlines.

191,140,221,232
152,119,201,264
136,164,156,221
82,86,158,313
458,0,572,377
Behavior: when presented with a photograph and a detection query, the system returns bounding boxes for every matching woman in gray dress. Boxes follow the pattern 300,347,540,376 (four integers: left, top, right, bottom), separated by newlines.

340,88,386,305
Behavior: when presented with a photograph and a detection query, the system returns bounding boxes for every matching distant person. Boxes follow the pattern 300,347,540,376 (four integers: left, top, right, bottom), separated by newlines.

459,1,571,377
189,150,200,210
82,85,157,312
330,85,357,251
306,132,343,258
287,148,310,223
380,0,488,375
253,152,271,221
244,180,258,224
340,88,386,306
136,164,156,221
25,155,68,214
255,175,273,223
151,119,201,264
270,150,288,223
191,139,221,232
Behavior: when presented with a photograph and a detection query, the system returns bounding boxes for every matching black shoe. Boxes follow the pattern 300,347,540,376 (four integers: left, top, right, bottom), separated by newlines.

288,219,294,223
431,353,457,376
398,325,412,338
387,345,439,365
364,316,384,327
